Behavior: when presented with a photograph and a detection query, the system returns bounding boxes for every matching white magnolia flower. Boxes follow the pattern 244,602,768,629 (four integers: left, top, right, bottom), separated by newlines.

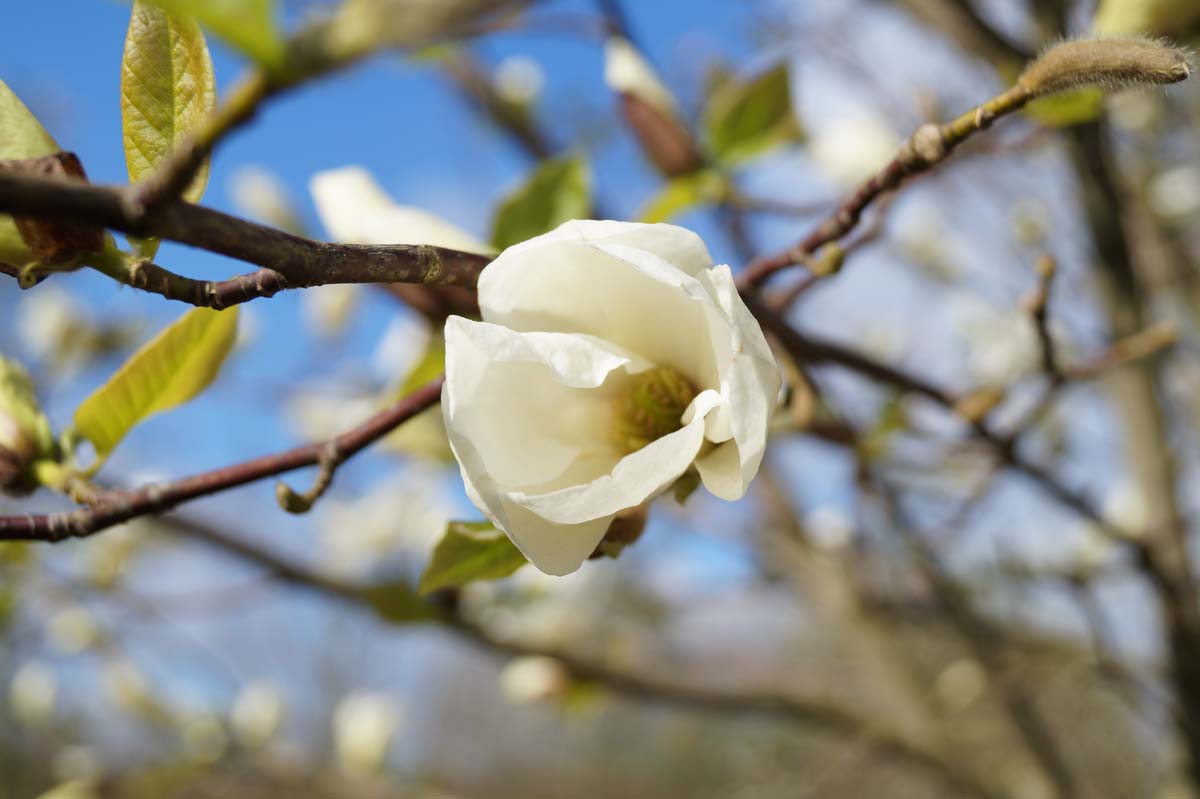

443,221,781,575
310,166,494,255
332,692,401,774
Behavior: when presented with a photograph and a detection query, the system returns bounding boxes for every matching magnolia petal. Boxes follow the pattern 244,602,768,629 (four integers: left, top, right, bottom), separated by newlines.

443,394,613,576
693,265,781,499
501,220,713,277
693,440,744,501
492,502,612,576
510,391,717,525
478,233,724,388
310,166,494,254
442,317,642,492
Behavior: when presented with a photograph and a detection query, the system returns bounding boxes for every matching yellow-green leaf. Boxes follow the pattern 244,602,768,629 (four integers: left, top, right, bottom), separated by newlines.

1024,87,1106,127
1093,0,1200,35
142,0,284,69
0,80,60,265
121,1,217,203
490,156,590,250
361,580,435,624
74,307,239,458
121,2,216,259
702,64,800,165
639,169,728,223
0,80,59,160
418,521,528,595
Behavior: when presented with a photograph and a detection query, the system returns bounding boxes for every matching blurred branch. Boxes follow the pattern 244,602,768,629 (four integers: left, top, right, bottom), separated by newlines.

148,512,1000,799
883,0,1029,72
0,379,443,542
440,50,555,160
738,83,1034,288
876,478,1083,799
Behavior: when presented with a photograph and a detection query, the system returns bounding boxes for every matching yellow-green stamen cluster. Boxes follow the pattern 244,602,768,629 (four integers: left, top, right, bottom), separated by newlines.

614,366,698,454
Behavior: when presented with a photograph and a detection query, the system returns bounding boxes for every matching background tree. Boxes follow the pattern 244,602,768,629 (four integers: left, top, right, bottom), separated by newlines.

1,1,1199,797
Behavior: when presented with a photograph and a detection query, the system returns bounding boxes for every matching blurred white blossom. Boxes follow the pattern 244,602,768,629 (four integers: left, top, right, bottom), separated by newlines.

311,166,493,255
805,505,854,549
499,655,569,704
102,658,152,715
1148,165,1200,220
494,55,545,106
951,295,1040,386
1103,481,1150,537
810,116,900,188
301,284,361,338
16,286,88,374
319,468,452,575
604,36,679,116
371,314,432,384
286,391,377,442
230,681,286,748
332,692,402,774
229,165,304,234
47,605,101,654
10,661,57,726
1072,523,1116,572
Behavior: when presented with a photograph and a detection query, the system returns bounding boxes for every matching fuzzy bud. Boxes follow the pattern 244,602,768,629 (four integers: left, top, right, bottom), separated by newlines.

1018,35,1191,98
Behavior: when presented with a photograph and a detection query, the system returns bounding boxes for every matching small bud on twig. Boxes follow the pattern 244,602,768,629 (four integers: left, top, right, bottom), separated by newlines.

1018,36,1191,99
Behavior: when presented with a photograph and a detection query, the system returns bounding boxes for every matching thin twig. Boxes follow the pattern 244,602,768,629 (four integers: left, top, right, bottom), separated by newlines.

738,85,1034,288
0,379,443,542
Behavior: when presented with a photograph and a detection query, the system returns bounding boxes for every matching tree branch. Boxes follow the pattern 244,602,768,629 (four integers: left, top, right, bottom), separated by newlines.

0,379,443,542
0,171,491,300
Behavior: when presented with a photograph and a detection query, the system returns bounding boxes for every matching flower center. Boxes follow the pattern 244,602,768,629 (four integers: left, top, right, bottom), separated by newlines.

614,366,698,454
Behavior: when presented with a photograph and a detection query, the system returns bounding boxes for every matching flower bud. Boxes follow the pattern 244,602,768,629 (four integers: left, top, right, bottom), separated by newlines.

604,37,703,177
0,354,54,495
1018,35,1191,99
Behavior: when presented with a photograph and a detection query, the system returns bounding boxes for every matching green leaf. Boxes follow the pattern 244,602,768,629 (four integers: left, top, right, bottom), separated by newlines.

418,521,528,595
74,307,239,459
121,2,217,202
0,80,59,161
702,64,800,165
141,0,284,69
0,80,61,266
639,169,728,223
121,1,217,259
490,156,590,250
361,580,434,624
